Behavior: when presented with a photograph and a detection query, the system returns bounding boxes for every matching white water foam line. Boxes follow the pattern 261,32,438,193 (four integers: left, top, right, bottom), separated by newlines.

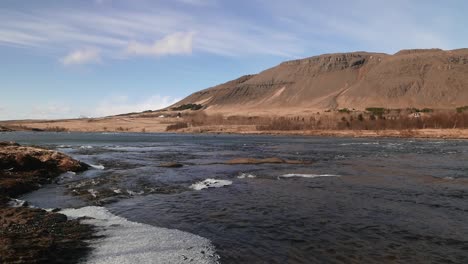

237,173,257,179
7,198,28,207
90,164,105,170
61,206,219,264
80,145,94,149
279,174,340,179
190,179,232,191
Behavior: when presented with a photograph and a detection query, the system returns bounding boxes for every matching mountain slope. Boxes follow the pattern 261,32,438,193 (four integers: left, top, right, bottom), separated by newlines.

173,48,468,114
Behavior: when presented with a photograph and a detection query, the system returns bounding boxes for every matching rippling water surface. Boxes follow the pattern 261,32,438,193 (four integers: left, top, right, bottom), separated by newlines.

3,132,468,263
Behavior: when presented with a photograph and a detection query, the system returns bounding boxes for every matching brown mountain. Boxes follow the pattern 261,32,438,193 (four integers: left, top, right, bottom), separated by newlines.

173,48,468,115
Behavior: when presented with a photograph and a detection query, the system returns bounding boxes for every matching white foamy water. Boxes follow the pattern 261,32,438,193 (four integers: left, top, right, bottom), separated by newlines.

61,206,219,264
126,189,144,196
90,164,105,170
7,198,28,207
190,179,233,191
88,189,98,198
80,145,94,149
340,142,380,146
237,173,257,179
279,174,340,179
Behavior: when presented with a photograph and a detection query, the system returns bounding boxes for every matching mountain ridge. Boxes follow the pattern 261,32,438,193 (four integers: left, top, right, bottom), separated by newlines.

172,48,468,115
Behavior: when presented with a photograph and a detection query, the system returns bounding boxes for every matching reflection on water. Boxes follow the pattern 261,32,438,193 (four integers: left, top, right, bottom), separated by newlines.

4,132,468,263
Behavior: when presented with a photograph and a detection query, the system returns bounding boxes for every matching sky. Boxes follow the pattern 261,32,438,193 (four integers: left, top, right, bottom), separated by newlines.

1,0,467,120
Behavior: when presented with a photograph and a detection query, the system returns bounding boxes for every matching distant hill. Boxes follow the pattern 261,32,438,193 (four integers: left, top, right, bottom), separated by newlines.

172,48,468,115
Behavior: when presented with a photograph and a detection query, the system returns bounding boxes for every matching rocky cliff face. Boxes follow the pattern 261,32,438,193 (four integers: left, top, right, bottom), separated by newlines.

173,49,468,114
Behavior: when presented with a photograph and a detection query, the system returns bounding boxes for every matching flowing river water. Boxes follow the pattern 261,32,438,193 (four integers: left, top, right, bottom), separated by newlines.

2,132,468,263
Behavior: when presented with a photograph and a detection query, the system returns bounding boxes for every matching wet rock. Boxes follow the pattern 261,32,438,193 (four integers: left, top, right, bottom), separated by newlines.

159,162,184,168
0,127,13,132
0,141,19,147
0,142,89,172
0,142,89,198
0,207,94,264
0,142,94,263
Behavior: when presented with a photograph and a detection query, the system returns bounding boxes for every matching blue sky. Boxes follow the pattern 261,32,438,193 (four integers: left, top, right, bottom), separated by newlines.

1,0,467,120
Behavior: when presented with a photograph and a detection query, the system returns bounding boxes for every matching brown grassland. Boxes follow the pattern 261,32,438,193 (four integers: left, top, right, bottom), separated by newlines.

3,107,468,139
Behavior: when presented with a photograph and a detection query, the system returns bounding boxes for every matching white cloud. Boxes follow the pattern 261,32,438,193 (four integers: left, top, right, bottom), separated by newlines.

28,102,74,119
0,102,73,120
126,32,194,57
61,47,101,65
94,95,180,117
0,95,180,120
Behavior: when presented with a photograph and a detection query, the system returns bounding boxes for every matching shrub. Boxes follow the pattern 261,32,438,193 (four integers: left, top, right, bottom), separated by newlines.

256,118,305,131
44,126,68,132
166,122,188,131
357,114,364,121
338,108,351,113
172,104,203,111
456,106,468,113
420,108,433,113
365,107,386,116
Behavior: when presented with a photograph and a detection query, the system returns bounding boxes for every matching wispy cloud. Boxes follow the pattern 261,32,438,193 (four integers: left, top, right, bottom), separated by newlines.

176,0,216,6
261,0,453,53
95,0,112,4
61,47,101,65
126,32,194,57
0,95,180,120
94,95,179,117
29,102,74,119
0,1,463,65
0,5,303,63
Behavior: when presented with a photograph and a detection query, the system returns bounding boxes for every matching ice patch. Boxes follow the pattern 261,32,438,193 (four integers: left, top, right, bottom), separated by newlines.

190,179,232,191
61,206,219,264
279,174,340,179
237,173,257,179
90,164,105,170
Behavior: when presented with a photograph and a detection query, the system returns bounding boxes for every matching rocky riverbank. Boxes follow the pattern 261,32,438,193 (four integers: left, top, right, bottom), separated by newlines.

0,142,94,264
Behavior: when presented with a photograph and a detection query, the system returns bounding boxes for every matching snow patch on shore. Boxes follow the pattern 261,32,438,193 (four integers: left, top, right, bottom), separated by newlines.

61,206,219,264
190,179,232,191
